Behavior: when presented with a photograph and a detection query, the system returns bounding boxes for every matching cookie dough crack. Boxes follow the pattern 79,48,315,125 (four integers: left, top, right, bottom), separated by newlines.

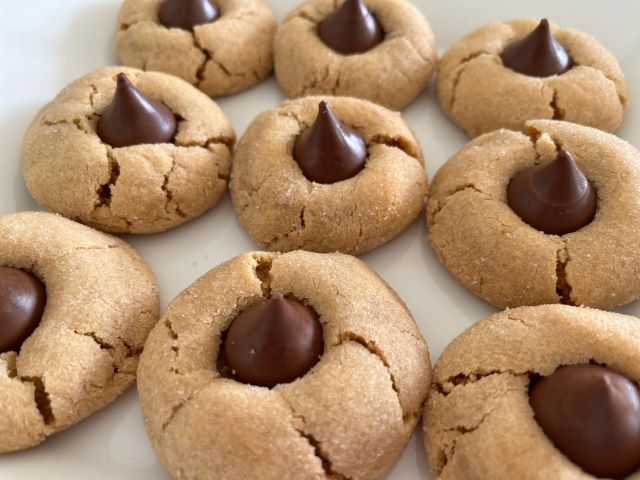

279,394,352,480
549,88,565,120
336,332,406,419
555,241,574,305
449,52,492,111
369,133,421,161
21,375,55,426
96,150,120,208
434,369,530,397
164,318,181,374
429,184,487,225
252,254,273,297
162,154,187,219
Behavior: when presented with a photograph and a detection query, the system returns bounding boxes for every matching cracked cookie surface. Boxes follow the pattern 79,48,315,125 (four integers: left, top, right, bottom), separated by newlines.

423,304,640,480
274,0,436,110
427,119,640,309
115,0,277,97
137,250,431,480
22,67,235,234
438,19,628,137
230,96,428,255
0,211,159,452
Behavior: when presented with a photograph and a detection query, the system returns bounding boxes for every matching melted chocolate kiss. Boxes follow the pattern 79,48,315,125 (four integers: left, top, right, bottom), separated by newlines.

158,0,220,30
501,19,571,77
0,267,46,353
97,73,177,148
293,101,367,184
318,0,383,55
530,364,640,478
224,293,323,388
507,149,596,235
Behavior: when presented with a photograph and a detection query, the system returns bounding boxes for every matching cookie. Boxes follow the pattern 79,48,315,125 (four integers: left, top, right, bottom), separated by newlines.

427,119,640,309
138,250,431,480
438,18,628,137
274,0,436,110
115,0,277,97
423,304,640,479
230,96,428,255
22,66,235,234
0,211,159,452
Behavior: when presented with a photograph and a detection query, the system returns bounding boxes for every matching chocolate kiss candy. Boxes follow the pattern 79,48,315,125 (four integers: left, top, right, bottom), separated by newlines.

158,0,220,30
501,19,571,77
0,267,46,353
507,149,596,235
318,0,383,55
293,101,367,184
530,364,640,478
224,293,323,388
97,73,177,148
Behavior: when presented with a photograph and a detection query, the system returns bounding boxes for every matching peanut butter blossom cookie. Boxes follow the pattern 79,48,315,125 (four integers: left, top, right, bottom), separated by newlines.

230,96,428,255
22,67,235,234
427,119,640,309
0,211,159,452
274,0,437,110
438,18,628,137
115,0,277,97
138,251,431,480
423,305,640,479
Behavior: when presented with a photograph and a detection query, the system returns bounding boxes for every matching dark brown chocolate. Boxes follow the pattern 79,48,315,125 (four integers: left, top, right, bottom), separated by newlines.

530,364,640,478
0,267,46,353
224,293,323,388
501,19,571,77
293,101,367,184
158,0,220,30
507,149,596,235
97,73,177,148
318,0,383,55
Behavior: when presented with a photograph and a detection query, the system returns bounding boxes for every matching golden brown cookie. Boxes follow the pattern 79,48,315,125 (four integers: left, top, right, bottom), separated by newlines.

437,19,627,137
423,304,640,480
116,0,277,97
0,211,159,452
230,96,428,255
427,119,640,309
22,66,235,234
274,0,437,110
138,250,431,480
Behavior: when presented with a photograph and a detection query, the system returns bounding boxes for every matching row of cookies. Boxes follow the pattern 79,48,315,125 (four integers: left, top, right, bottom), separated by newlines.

22,68,640,312
5,216,636,480
116,0,626,134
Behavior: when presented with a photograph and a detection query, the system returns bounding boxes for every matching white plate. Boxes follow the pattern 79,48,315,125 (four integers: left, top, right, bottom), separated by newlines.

1,1,639,478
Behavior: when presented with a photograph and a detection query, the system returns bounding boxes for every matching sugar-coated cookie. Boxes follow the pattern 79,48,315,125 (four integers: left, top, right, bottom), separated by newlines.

274,0,436,110
0,211,159,452
438,19,627,137
230,96,428,255
23,67,235,234
116,0,277,97
423,304,640,480
138,250,431,480
427,120,640,309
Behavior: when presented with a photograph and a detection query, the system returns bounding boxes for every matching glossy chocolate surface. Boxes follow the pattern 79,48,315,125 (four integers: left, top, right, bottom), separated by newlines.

0,267,46,353
530,364,640,478
98,73,177,148
318,0,383,55
501,19,571,77
224,293,324,388
507,149,596,235
293,101,367,184
158,0,220,30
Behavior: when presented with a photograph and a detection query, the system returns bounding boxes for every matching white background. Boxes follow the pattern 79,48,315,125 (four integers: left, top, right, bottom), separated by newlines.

1,1,640,478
